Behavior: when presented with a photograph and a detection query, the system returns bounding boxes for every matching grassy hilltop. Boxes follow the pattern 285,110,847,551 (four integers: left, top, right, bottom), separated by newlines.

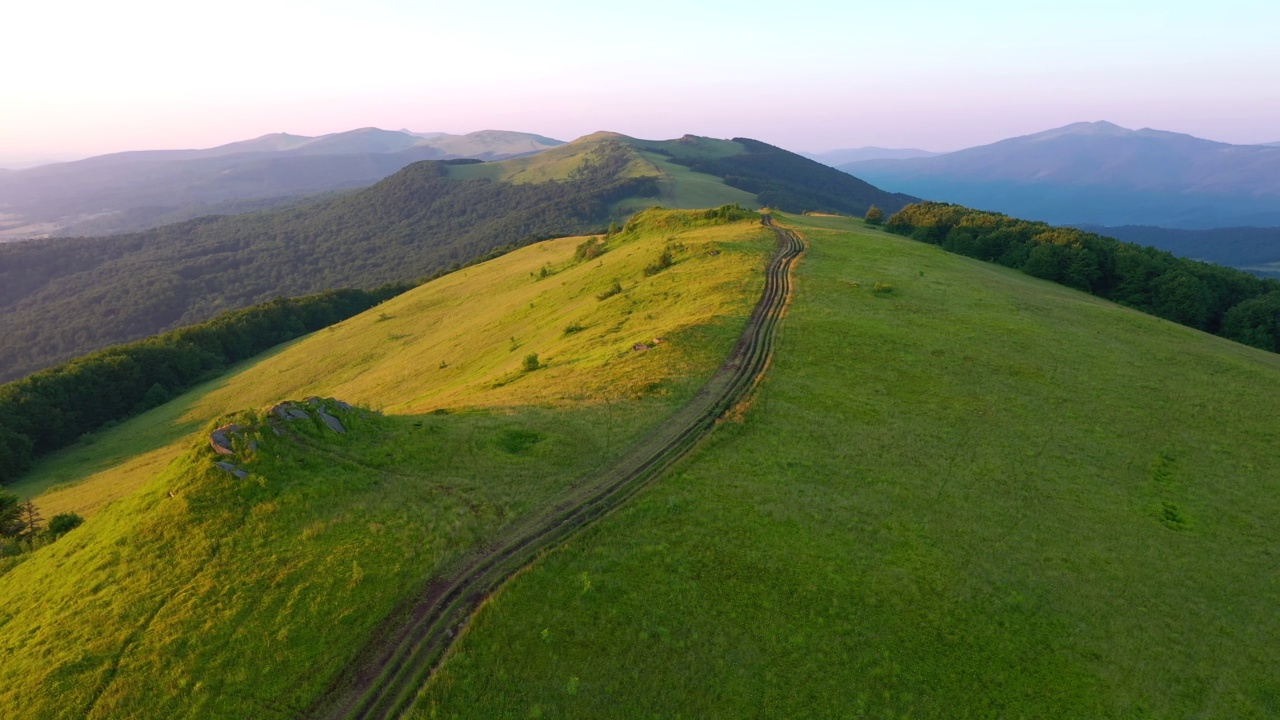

410,213,1280,719
0,209,773,718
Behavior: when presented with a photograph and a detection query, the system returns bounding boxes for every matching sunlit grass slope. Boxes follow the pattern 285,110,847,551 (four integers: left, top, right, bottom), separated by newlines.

16,210,771,518
412,213,1280,719
447,132,759,211
0,210,773,719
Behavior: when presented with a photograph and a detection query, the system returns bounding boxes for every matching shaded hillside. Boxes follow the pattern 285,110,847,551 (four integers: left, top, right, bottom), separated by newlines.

842,121,1280,228
0,129,563,238
0,147,655,382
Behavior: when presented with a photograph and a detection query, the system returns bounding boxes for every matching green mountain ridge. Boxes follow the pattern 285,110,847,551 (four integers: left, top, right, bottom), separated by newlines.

0,133,911,383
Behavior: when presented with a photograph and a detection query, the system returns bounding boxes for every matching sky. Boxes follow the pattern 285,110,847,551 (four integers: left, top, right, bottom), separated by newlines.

2,0,1278,164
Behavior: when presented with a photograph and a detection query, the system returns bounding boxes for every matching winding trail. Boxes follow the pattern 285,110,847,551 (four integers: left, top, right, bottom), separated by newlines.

306,217,805,720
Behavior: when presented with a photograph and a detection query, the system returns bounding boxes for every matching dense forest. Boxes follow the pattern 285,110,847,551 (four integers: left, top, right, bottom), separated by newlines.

0,151,656,382
1075,224,1280,277
887,202,1280,352
0,285,412,484
660,138,916,216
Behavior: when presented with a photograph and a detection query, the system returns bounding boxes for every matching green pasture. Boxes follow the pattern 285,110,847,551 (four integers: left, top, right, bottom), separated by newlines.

411,213,1280,719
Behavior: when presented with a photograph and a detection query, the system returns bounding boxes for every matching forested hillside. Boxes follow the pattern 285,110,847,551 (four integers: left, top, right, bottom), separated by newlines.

0,148,655,382
1079,224,1280,277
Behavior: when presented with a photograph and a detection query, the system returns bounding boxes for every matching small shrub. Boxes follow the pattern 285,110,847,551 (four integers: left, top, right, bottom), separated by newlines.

865,205,884,225
574,238,603,262
643,249,674,277
45,513,84,539
872,282,895,294
563,322,586,336
522,353,541,372
597,281,623,301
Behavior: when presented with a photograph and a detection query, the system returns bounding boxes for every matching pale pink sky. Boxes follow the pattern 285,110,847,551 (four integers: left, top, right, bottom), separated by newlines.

3,0,1278,164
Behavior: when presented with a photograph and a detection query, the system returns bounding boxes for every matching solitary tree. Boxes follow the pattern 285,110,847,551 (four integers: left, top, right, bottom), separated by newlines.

19,500,42,542
865,205,884,225
0,489,21,538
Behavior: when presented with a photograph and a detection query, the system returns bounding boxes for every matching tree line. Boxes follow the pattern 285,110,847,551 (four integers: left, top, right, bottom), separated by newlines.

0,285,410,484
885,202,1280,352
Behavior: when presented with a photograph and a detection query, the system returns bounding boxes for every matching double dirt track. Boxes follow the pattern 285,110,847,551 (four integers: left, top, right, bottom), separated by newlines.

307,217,805,720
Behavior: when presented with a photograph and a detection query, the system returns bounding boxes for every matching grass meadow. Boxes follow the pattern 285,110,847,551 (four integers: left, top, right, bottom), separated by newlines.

410,213,1280,719
0,210,772,718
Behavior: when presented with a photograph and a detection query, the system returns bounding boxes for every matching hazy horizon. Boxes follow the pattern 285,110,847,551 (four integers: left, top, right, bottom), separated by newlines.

2,120,1275,170
4,0,1278,165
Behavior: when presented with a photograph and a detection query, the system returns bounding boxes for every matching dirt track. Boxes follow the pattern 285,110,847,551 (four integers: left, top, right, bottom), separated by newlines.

306,217,805,720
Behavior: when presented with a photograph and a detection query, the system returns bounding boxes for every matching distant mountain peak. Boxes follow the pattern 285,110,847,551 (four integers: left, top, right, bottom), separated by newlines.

573,131,636,144
838,120,1280,228
1023,120,1134,141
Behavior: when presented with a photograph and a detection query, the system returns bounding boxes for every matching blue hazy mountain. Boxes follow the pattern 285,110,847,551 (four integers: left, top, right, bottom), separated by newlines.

0,129,564,238
841,121,1280,229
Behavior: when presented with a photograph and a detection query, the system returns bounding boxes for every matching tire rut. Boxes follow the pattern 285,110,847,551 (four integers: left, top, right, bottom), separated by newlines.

305,216,805,720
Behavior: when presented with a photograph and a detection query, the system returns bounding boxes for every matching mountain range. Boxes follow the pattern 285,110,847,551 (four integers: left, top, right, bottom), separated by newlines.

841,121,1280,229
0,129,564,239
